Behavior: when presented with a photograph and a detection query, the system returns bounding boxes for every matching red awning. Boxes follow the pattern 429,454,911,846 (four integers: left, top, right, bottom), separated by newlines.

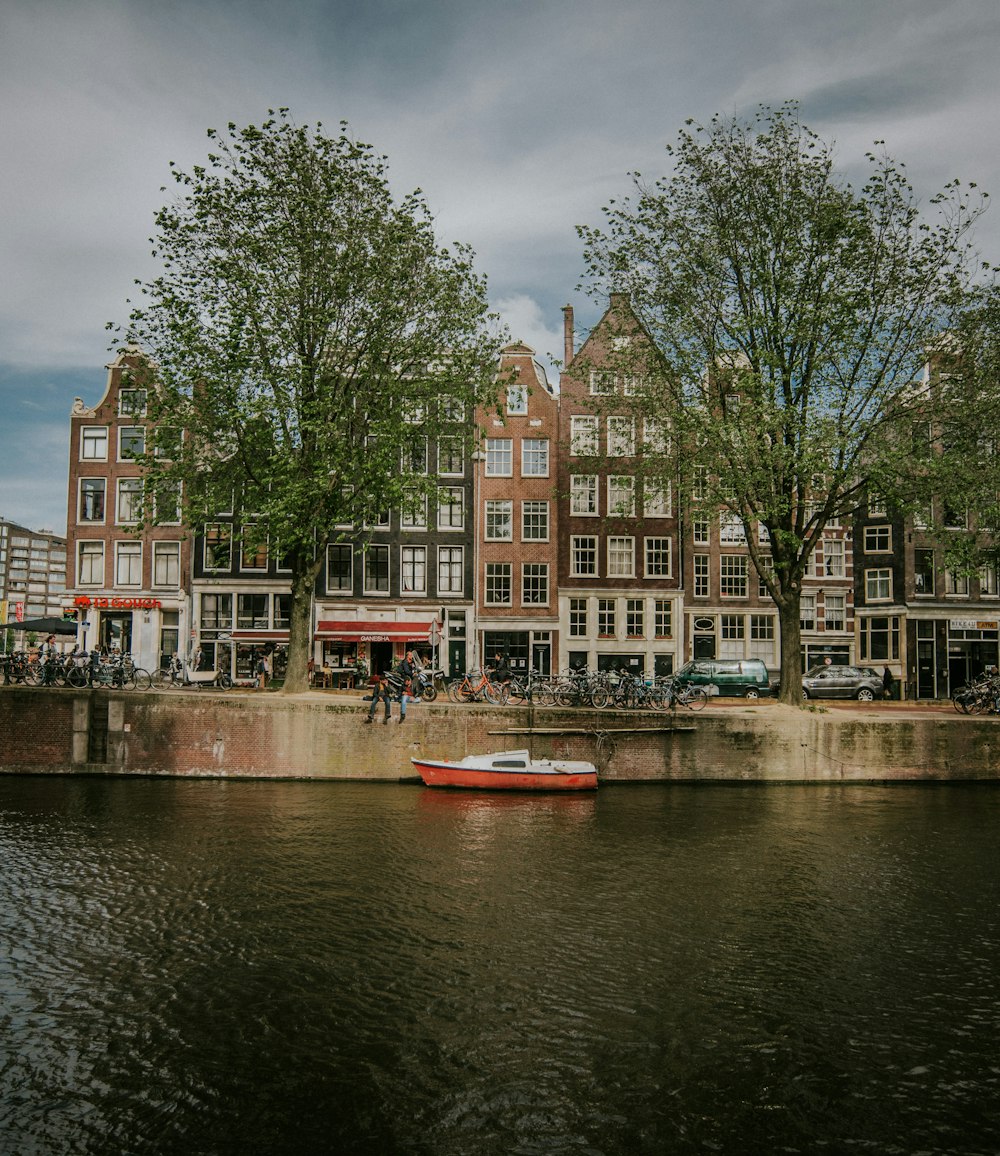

314,619,437,642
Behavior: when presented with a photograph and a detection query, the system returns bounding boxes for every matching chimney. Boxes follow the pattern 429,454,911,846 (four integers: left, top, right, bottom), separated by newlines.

562,304,574,367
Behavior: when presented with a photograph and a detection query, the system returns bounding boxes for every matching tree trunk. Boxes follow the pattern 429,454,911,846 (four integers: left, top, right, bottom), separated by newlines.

281,556,322,694
775,592,804,705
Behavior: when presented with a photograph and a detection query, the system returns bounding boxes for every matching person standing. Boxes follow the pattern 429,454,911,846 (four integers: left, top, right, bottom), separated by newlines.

882,666,895,700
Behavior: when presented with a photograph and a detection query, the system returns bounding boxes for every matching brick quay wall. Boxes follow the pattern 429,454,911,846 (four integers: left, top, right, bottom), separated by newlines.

1,689,999,783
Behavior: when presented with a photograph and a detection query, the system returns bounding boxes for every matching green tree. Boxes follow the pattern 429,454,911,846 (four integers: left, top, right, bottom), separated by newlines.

579,103,987,703
117,112,503,693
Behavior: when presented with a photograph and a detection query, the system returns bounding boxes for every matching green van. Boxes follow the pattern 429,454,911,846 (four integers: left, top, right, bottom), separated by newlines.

674,658,771,700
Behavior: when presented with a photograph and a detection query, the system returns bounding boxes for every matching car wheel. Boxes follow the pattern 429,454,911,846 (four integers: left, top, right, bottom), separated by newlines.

744,688,760,700
856,687,875,702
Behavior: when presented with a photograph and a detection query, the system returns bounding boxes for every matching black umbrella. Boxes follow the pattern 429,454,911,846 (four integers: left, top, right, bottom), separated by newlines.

14,617,79,635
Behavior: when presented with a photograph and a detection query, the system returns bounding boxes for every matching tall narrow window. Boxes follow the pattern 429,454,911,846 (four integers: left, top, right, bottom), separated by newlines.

401,546,427,594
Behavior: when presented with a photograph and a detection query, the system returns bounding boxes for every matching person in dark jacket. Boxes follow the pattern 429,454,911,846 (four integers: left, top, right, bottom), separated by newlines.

365,672,393,725
882,666,895,700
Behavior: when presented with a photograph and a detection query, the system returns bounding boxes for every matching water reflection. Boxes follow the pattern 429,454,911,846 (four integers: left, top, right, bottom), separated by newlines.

1,778,998,1154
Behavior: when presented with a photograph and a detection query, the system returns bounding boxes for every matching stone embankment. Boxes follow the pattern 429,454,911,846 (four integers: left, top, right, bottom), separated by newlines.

1,688,998,782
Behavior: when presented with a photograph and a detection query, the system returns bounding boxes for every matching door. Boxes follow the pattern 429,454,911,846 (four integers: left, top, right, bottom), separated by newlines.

916,640,936,699
693,634,715,659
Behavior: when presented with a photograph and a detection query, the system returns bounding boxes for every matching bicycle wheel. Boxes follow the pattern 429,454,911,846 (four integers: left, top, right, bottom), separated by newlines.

67,666,88,689
219,673,233,689
153,668,175,689
132,668,153,690
485,681,510,705
683,688,709,711
505,679,526,706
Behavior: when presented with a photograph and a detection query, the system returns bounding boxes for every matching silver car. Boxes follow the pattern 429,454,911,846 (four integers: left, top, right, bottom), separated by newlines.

802,664,883,701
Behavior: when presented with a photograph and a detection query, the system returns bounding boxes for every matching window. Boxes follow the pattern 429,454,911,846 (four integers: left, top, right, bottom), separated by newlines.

644,537,672,578
204,524,231,570
693,518,710,545
200,594,232,631
118,426,145,459
822,538,845,577
401,546,427,594
914,549,935,596
485,500,513,541
643,418,667,452
570,475,598,516
485,562,512,605
945,569,969,596
522,563,548,605
607,536,634,577
506,383,528,414
326,544,353,592
521,438,549,477
437,437,464,475
521,501,549,541
119,388,147,417
571,536,598,577
363,545,390,593
401,434,428,475
116,479,143,525
694,554,709,598
626,599,644,637
79,478,106,522
438,547,464,595
608,476,635,518
401,490,427,530
153,481,181,524
750,614,774,641
570,415,598,456
439,397,464,423
78,541,104,586
980,563,998,597
569,598,588,637
485,438,513,476
800,593,816,631
691,465,708,502
860,615,899,661
153,426,181,460
654,600,672,637
721,614,744,640
438,488,464,530
589,371,614,395
115,541,142,587
943,504,967,530
719,513,746,544
865,568,892,601
237,594,269,630
824,593,845,631
607,416,635,456
598,599,616,636
864,525,891,553
643,481,671,518
720,555,747,598
240,526,268,570
81,427,107,460
153,541,180,588
274,594,291,629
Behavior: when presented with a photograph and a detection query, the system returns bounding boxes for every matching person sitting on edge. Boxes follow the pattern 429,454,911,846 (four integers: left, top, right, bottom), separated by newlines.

364,672,392,725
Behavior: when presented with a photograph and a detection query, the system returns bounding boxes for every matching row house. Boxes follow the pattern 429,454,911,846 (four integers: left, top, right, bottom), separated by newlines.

557,295,683,678
65,351,189,672
474,343,560,675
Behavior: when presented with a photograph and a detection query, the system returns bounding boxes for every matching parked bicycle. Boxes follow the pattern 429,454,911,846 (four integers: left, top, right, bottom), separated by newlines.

446,669,509,704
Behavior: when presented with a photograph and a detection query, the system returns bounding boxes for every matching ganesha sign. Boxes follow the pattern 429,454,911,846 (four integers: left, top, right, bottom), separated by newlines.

74,596,163,610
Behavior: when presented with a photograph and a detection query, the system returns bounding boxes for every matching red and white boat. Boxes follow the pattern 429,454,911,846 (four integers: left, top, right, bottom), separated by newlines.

411,749,598,791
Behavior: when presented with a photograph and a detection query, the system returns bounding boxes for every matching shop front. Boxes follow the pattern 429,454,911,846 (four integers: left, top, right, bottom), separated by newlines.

314,618,441,685
73,594,185,674
229,630,289,685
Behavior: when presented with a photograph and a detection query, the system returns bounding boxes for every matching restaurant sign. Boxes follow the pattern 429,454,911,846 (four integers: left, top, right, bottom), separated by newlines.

74,595,163,610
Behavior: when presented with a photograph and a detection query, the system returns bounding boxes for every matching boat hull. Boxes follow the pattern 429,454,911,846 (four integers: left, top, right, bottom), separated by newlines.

412,758,597,792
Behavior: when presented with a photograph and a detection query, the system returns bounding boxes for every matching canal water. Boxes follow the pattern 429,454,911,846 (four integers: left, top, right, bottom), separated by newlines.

1,777,998,1155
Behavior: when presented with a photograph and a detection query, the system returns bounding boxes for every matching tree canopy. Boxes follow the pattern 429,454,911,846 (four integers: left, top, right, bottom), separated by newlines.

117,111,504,692
579,103,989,702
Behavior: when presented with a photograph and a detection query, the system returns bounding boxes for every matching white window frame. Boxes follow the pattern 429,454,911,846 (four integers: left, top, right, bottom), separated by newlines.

485,562,513,606
521,501,549,542
521,563,548,607
865,568,892,602
326,543,353,594
438,546,464,596
607,475,635,518
570,474,598,516
115,540,142,587
77,540,105,586
363,544,391,595
607,416,636,456
571,536,598,578
644,537,672,578
152,541,180,589
80,426,108,461
485,499,513,541
643,480,672,518
521,438,549,477
485,438,513,477
401,545,427,595
570,415,598,456
607,536,635,578
437,488,465,531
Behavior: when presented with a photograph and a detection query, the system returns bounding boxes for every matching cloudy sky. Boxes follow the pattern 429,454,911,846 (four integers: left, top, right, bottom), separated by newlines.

2,0,999,534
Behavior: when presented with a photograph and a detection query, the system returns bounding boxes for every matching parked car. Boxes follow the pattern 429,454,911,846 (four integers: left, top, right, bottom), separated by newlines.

674,658,771,699
801,664,882,701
